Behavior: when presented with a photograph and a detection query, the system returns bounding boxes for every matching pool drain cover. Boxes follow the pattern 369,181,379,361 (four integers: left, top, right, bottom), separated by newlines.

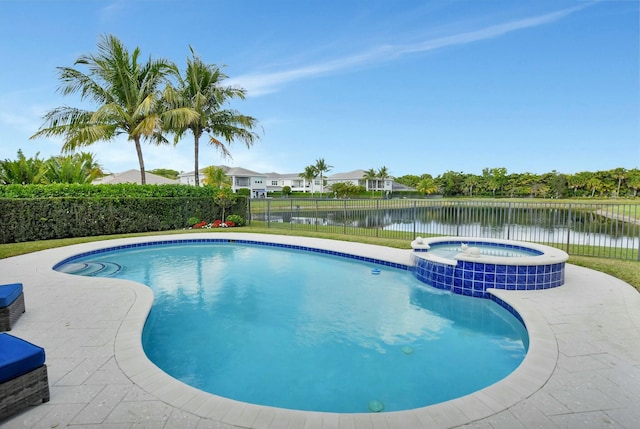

368,400,384,412
402,346,414,354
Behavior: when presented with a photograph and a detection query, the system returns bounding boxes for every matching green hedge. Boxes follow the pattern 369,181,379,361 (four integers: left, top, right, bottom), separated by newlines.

0,193,247,243
0,183,220,198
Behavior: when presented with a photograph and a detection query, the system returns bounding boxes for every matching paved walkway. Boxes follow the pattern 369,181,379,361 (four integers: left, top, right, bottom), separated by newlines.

1,233,640,429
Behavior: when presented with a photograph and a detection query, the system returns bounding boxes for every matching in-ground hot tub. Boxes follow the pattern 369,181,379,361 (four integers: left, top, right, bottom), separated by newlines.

411,237,569,297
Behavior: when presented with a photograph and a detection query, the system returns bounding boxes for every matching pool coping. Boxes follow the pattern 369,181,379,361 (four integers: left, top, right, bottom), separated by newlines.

40,233,557,428
411,236,569,266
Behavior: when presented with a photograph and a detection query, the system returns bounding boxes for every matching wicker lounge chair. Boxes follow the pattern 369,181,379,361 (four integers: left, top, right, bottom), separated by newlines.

0,333,50,421
0,283,25,331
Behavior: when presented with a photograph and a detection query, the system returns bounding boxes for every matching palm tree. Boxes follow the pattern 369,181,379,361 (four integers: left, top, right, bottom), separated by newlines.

416,177,438,196
202,165,231,188
463,175,479,196
377,166,389,198
166,47,259,186
587,177,602,197
299,165,318,195
627,169,640,197
611,168,627,198
314,158,332,196
363,168,377,194
31,34,197,184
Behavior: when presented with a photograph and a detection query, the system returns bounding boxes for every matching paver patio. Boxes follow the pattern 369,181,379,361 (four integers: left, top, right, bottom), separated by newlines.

1,233,639,428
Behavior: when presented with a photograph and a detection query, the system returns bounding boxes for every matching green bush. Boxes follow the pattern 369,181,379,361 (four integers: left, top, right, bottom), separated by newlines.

226,214,245,226
236,188,251,197
186,216,200,226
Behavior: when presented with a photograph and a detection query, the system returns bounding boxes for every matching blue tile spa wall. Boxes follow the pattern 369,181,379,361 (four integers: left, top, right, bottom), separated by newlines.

414,256,565,298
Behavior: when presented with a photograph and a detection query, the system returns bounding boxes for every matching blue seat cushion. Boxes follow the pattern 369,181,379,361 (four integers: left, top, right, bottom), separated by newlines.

0,333,46,383
0,283,23,307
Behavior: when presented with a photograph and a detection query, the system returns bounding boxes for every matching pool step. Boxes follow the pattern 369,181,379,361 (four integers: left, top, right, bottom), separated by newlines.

57,261,123,277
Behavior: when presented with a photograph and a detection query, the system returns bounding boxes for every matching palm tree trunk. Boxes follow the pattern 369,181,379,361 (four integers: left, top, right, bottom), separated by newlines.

194,134,200,187
134,137,146,185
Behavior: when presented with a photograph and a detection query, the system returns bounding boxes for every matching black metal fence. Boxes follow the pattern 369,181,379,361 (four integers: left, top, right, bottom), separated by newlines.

248,199,640,260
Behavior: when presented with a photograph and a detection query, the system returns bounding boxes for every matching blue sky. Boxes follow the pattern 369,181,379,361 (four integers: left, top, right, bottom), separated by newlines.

0,0,638,178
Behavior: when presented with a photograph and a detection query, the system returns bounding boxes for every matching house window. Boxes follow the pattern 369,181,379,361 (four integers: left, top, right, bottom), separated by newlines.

271,181,278,186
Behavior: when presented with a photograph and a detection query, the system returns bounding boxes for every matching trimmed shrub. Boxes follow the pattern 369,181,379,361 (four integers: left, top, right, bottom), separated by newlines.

0,193,248,243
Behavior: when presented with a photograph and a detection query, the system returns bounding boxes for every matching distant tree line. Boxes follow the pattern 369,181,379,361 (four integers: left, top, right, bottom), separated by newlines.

395,167,640,198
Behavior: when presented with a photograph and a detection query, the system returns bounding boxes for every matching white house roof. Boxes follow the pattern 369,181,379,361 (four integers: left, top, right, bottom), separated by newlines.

93,169,179,185
221,166,265,177
179,166,265,178
327,170,368,181
264,172,304,180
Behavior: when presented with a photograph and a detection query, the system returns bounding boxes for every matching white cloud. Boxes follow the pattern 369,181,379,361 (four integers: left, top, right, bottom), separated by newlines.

229,4,590,97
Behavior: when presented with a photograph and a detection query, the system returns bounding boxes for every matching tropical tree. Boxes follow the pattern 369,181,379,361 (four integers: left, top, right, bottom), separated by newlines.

587,176,603,197
567,172,590,197
44,152,103,184
202,165,231,188
363,168,377,193
299,165,318,195
166,47,259,186
541,170,567,199
394,174,421,188
611,168,627,198
463,174,480,196
482,167,508,197
314,158,332,196
330,182,364,198
213,186,236,222
30,34,197,184
627,169,640,197
416,176,439,196
377,166,390,197
0,150,48,184
148,168,179,180
438,170,465,196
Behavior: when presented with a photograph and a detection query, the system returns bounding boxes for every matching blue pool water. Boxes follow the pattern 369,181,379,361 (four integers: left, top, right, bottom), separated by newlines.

427,243,541,259
56,241,528,413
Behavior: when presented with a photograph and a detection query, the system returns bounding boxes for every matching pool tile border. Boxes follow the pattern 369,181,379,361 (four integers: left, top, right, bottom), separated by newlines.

53,238,411,272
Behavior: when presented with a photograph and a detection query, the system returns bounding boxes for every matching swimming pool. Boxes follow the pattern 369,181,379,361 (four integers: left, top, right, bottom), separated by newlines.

55,238,528,413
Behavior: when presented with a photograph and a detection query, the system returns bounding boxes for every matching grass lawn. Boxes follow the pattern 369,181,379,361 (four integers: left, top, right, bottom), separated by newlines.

1,226,638,292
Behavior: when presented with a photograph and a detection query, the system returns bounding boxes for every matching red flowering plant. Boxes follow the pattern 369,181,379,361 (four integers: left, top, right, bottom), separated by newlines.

187,215,243,229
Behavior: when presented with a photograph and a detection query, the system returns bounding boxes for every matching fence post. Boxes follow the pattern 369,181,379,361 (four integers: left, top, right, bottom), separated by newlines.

267,199,271,228
456,201,460,237
247,198,252,226
566,203,572,255
507,202,512,240
636,204,640,261
343,199,347,234
376,199,380,238
413,200,417,238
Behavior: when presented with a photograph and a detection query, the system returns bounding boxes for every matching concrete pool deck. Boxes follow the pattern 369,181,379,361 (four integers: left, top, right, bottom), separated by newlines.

1,232,640,428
